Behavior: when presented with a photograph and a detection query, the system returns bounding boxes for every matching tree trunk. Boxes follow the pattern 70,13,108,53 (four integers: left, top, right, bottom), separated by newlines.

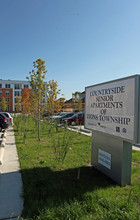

38,91,40,141
38,117,40,141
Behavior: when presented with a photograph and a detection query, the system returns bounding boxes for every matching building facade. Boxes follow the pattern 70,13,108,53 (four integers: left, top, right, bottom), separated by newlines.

63,91,85,112
0,79,47,112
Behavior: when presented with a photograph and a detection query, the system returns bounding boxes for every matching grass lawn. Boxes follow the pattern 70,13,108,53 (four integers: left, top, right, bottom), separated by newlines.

14,116,140,220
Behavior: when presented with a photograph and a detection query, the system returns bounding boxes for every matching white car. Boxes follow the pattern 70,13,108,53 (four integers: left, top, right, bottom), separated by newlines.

1,112,13,126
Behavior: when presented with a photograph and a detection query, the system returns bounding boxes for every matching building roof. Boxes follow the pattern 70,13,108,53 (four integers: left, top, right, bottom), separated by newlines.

64,98,73,104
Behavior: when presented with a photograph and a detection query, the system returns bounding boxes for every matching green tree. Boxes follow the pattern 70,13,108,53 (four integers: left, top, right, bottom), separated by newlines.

1,97,7,111
27,58,47,141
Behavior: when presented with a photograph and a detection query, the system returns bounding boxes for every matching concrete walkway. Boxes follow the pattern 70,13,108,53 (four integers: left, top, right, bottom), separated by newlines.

0,128,23,220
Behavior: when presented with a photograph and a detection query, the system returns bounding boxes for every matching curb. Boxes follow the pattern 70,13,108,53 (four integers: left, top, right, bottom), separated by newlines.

0,147,4,165
1,130,7,147
0,130,7,165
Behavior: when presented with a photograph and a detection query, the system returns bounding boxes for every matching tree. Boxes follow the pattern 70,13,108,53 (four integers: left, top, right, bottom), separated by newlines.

77,98,83,111
58,97,65,112
71,99,75,111
46,80,61,115
15,96,22,112
29,90,37,116
27,58,47,141
1,97,7,111
21,87,31,114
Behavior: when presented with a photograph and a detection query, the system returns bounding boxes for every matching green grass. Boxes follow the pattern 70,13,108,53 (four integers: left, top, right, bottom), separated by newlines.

14,115,140,220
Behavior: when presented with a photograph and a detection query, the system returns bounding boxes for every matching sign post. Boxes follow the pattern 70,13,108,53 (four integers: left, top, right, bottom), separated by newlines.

85,75,140,186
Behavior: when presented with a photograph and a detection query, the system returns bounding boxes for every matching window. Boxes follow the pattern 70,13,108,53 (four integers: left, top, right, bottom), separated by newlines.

6,98,9,102
0,98,1,102
0,106,1,110
15,84,22,89
78,114,84,118
0,84,2,88
24,84,28,88
5,90,9,95
5,84,10,88
15,91,21,96
6,105,10,111
0,90,2,94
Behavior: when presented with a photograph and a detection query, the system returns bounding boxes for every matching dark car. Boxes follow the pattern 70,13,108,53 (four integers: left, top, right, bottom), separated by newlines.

63,112,84,126
1,112,13,126
50,112,75,124
0,114,9,131
59,112,75,123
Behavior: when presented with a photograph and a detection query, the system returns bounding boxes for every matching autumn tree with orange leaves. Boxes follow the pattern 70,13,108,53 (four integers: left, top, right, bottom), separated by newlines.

22,87,32,114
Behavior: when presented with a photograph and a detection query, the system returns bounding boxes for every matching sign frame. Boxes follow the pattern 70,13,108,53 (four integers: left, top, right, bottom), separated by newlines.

85,75,140,143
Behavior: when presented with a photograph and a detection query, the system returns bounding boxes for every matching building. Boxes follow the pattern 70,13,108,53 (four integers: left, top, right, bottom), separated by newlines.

0,79,47,112
72,91,85,102
63,91,85,112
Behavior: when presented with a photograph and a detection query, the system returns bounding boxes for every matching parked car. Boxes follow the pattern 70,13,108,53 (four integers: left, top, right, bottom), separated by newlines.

63,112,84,126
49,112,62,119
2,112,13,126
0,114,9,131
50,112,75,123
0,112,13,126
59,112,75,123
42,111,49,117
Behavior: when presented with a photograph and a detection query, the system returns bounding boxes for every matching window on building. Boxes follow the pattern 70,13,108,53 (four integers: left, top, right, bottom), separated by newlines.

6,105,10,111
0,90,2,94
15,84,22,89
15,91,21,96
0,105,1,110
5,84,10,88
0,98,1,102
6,98,9,102
5,90,9,95
0,84,2,88
24,84,28,88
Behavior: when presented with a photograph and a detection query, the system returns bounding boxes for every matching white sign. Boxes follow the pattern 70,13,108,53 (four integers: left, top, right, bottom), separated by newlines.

85,76,136,141
98,149,111,169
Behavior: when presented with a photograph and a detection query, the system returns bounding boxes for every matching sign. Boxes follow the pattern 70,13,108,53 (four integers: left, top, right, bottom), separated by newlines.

85,76,137,141
98,149,111,169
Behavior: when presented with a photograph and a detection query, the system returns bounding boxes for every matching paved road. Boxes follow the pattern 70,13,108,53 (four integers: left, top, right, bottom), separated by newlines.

0,128,23,220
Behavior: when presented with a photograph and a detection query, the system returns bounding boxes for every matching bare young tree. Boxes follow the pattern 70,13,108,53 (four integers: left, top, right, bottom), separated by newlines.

27,58,47,141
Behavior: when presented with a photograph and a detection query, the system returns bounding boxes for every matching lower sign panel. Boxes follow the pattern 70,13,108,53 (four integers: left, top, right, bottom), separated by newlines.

98,149,111,169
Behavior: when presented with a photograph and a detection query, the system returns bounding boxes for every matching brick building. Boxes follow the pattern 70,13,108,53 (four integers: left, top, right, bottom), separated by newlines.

0,79,47,112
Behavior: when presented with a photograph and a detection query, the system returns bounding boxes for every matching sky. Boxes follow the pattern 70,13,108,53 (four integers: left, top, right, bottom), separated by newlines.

0,0,140,100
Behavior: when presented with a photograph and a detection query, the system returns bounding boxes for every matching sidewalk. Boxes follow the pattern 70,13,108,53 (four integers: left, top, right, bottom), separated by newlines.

0,128,23,220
